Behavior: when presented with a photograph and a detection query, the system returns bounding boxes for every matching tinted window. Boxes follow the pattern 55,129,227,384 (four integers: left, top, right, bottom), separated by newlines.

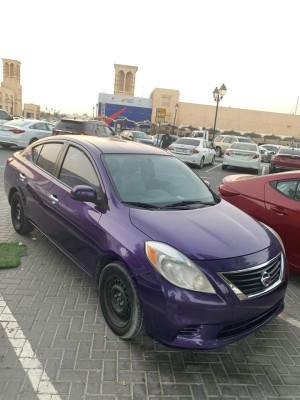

230,143,258,151
237,138,253,143
278,148,300,156
30,122,50,131
214,135,223,142
35,143,63,174
0,110,11,120
59,146,99,189
223,137,232,143
32,144,43,163
271,180,299,200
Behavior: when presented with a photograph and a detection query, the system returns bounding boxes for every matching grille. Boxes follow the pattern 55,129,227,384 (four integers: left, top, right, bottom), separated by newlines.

177,325,203,338
219,253,283,300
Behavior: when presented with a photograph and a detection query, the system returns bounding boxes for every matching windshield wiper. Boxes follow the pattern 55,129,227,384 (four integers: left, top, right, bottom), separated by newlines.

164,200,215,208
122,201,161,209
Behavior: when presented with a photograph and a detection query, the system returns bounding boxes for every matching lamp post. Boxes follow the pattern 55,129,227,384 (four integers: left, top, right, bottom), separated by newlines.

212,84,227,141
93,107,95,118
173,103,179,133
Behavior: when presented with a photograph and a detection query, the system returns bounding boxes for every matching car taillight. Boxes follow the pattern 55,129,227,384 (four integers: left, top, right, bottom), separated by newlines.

9,129,25,134
252,153,259,159
192,149,199,153
167,145,173,150
225,151,231,156
83,132,88,135
6,157,14,164
218,184,240,197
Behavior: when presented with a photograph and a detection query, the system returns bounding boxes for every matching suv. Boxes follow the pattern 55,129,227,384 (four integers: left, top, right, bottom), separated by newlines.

0,109,14,125
52,119,115,137
214,135,254,157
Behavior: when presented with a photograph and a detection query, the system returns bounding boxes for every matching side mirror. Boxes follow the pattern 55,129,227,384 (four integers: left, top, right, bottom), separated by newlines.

203,180,211,188
70,185,107,210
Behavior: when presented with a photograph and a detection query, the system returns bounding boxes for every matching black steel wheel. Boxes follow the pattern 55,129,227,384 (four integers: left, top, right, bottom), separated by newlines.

99,262,144,339
11,192,33,234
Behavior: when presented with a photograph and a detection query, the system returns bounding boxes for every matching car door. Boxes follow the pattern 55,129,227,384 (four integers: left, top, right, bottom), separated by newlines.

203,140,213,163
265,179,300,270
45,144,103,275
27,122,54,143
20,141,65,231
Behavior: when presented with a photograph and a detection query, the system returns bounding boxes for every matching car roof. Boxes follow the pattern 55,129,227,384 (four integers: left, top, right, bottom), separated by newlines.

36,135,167,155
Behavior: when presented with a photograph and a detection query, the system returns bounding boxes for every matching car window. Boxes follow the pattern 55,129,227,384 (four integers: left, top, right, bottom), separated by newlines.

214,135,223,142
237,138,253,143
30,122,50,131
59,146,99,189
278,148,300,156
230,143,258,151
271,180,299,200
94,124,113,136
34,143,63,174
32,144,43,163
0,110,11,120
223,137,232,143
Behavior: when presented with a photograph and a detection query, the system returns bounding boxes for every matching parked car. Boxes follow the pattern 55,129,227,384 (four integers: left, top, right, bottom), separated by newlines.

191,130,209,140
151,133,179,146
52,119,115,137
168,137,215,168
259,144,281,154
0,119,54,149
269,147,300,173
218,171,300,273
0,108,14,125
214,135,254,157
4,136,288,349
222,142,261,174
120,130,154,145
259,146,272,163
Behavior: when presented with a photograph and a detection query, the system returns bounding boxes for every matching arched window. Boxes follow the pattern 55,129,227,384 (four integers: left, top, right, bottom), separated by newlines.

10,63,14,77
117,70,125,92
125,72,133,92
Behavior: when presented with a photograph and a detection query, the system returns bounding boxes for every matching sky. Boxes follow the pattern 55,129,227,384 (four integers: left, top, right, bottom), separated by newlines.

1,0,299,117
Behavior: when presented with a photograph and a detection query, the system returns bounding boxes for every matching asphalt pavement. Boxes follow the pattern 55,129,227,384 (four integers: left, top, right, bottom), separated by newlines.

0,149,300,400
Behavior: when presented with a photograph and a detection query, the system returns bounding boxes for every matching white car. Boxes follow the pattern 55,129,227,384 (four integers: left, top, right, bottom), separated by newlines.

0,119,54,149
222,142,261,174
168,137,216,168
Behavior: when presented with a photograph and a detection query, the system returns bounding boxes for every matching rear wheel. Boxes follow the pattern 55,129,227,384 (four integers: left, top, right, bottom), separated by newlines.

198,157,205,169
11,192,34,234
215,147,222,157
29,138,38,145
210,156,215,166
99,262,144,339
222,164,227,170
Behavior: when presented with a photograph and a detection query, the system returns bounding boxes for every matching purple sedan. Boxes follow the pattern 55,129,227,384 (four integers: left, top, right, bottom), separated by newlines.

4,135,288,349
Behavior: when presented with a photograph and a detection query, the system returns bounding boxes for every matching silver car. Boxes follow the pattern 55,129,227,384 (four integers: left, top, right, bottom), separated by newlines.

0,119,54,149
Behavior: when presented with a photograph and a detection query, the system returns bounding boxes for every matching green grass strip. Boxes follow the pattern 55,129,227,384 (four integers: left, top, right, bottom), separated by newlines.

0,242,27,269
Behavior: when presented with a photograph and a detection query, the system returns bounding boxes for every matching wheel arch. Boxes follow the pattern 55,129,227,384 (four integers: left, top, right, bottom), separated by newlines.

8,187,18,205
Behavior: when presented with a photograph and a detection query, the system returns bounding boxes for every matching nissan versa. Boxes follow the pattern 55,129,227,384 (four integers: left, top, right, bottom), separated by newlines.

4,136,288,349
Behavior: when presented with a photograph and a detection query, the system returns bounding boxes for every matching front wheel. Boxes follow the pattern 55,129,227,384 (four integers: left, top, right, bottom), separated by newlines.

11,192,34,234
99,262,144,339
215,147,222,157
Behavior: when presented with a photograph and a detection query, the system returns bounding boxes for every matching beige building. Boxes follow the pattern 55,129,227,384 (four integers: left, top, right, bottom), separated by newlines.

23,103,40,120
0,58,22,116
150,88,300,139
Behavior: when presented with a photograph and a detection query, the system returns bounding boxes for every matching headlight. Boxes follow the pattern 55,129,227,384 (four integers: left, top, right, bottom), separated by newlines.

145,241,216,293
261,222,286,255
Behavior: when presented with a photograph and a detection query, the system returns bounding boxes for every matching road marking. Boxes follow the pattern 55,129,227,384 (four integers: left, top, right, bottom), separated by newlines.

0,295,62,400
279,312,300,329
206,163,222,172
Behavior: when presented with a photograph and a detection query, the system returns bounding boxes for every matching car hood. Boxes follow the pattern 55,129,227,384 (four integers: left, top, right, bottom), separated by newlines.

129,201,274,260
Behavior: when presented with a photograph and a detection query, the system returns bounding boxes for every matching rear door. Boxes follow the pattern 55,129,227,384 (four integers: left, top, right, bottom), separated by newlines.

265,179,300,270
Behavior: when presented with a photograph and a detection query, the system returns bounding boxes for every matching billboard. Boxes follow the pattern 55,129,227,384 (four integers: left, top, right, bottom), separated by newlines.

97,93,152,126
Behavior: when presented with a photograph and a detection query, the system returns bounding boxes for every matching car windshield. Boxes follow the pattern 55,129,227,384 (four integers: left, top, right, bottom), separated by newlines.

230,143,258,151
174,138,200,146
102,154,216,208
237,138,253,143
133,131,149,139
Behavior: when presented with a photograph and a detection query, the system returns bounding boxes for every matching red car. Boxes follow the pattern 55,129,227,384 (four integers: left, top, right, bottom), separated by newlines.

269,147,300,173
218,171,300,273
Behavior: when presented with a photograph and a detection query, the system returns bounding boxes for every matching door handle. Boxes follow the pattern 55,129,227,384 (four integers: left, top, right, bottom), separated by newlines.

49,194,59,204
270,206,289,215
20,173,26,181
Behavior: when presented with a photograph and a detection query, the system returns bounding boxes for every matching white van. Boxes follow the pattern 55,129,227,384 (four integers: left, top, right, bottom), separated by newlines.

191,130,209,141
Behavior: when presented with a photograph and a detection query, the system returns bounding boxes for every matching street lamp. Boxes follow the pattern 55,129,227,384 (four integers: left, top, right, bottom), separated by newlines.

173,103,179,133
212,84,227,141
93,107,95,118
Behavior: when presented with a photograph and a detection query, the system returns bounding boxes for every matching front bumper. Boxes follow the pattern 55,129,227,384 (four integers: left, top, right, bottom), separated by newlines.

136,246,288,349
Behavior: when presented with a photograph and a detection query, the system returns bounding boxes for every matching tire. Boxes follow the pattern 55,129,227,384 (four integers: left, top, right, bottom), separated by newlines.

29,138,38,145
11,192,34,234
222,164,227,170
1,144,12,149
215,147,222,157
210,156,215,166
198,157,205,169
99,262,144,339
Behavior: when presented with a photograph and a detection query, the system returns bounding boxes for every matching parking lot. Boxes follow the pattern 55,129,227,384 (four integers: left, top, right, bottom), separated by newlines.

1,148,300,400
